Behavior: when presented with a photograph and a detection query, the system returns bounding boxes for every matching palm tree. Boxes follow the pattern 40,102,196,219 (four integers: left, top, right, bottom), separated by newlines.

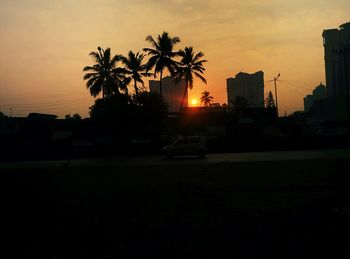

83,47,126,99
143,32,180,97
120,51,150,97
200,91,214,107
176,46,207,111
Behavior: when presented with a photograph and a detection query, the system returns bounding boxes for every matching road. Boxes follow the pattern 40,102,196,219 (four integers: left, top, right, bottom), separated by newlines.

2,148,350,169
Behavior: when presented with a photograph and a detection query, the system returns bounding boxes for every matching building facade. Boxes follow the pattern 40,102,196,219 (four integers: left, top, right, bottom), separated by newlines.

226,71,264,107
149,76,187,113
323,22,350,98
303,83,327,112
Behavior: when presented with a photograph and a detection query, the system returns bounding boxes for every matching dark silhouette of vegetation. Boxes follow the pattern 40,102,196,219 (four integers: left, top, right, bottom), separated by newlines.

265,91,276,109
210,103,221,108
65,114,82,120
200,91,213,107
82,33,209,140
89,91,167,138
83,33,208,117
134,92,168,136
120,51,150,96
176,47,207,110
143,32,180,97
89,94,133,122
83,47,127,99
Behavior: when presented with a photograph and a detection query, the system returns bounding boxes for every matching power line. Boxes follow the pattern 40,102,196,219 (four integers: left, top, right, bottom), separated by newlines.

278,80,316,91
0,99,88,111
279,79,320,84
1,99,88,109
0,92,86,101
280,82,305,97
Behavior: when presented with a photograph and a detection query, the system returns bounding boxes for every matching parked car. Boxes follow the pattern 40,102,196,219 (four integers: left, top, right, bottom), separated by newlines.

162,136,207,158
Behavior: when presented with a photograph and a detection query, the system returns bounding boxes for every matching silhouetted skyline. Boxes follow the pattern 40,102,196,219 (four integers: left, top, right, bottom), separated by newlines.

0,1,349,117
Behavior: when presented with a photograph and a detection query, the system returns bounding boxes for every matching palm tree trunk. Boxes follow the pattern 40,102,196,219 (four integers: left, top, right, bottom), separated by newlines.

134,79,139,96
159,69,163,97
179,82,188,112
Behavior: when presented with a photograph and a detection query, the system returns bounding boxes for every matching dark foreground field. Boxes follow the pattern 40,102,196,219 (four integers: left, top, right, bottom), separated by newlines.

1,156,350,258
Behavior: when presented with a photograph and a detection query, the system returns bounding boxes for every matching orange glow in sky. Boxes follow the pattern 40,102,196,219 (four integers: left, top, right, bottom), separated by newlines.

191,99,198,106
0,1,349,118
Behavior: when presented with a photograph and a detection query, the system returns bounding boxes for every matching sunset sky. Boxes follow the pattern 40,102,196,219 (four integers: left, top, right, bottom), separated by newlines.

0,0,349,118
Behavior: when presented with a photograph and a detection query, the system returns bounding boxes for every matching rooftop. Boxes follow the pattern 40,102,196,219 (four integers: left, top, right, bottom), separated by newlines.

340,22,350,30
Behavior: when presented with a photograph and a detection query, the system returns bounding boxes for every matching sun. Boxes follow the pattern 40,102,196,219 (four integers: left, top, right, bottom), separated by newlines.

191,99,198,106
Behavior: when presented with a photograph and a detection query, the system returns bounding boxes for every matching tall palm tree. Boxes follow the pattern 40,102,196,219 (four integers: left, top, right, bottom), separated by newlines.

176,46,207,111
83,47,126,99
120,51,150,97
200,91,214,107
143,32,180,97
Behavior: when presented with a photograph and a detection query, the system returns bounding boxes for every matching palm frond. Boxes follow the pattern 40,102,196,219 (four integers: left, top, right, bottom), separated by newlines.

146,55,159,71
145,35,159,49
193,51,204,62
89,77,104,97
110,54,122,67
142,48,160,56
88,51,103,65
83,72,98,80
193,60,208,66
192,66,206,73
86,77,97,88
171,36,180,45
83,66,98,72
194,72,207,84
154,59,165,74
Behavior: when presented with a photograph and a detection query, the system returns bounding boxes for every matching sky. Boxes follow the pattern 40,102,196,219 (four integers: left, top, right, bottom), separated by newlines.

0,0,349,118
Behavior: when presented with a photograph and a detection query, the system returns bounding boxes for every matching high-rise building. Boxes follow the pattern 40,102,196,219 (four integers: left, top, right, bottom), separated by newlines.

149,76,187,113
303,83,327,112
323,22,350,97
304,22,350,131
226,71,264,107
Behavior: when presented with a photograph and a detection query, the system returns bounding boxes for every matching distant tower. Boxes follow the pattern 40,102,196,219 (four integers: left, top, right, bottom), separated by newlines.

323,22,350,97
149,76,187,112
226,71,265,107
303,83,327,112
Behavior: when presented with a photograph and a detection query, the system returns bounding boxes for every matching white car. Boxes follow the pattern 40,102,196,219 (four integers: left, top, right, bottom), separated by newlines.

162,136,207,158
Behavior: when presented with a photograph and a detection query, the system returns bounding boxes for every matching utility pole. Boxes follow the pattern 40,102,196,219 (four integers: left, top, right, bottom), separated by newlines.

274,73,280,117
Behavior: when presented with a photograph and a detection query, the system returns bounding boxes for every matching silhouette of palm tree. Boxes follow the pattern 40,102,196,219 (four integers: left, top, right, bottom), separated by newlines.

120,51,150,97
83,47,127,99
200,91,213,107
143,32,180,97
176,47,207,111
118,77,131,95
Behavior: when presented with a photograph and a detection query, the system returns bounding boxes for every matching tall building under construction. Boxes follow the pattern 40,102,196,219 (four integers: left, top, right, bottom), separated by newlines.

149,76,187,113
323,22,350,98
309,22,350,126
226,71,265,108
